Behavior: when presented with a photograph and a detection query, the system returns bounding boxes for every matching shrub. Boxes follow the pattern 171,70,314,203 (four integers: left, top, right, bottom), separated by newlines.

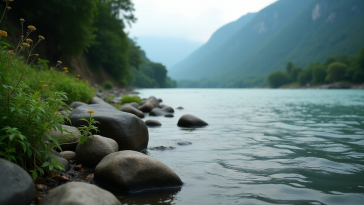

121,95,141,104
103,81,113,89
268,71,289,88
25,68,94,104
326,62,347,82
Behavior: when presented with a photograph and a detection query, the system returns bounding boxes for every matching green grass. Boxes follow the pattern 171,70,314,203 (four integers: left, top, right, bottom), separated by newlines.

121,95,141,104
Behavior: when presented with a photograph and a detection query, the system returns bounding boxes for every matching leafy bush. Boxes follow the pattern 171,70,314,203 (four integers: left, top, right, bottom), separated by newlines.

121,95,141,104
25,68,94,104
326,62,347,82
268,71,289,88
103,81,113,89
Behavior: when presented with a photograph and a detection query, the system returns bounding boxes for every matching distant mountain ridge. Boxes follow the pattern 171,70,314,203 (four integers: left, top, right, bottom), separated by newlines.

169,0,364,87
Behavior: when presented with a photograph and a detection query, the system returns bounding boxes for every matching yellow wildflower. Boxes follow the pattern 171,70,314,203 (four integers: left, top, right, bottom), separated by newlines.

7,50,14,55
0,30,7,37
22,43,30,47
63,67,68,70
35,54,39,56
38,58,41,61
55,111,61,115
26,38,33,43
51,86,55,88
57,60,62,64
39,35,45,40
20,18,25,22
42,84,48,88
76,74,80,77
28,25,36,31
6,6,11,10
39,80,44,83
65,70,69,73
87,110,95,114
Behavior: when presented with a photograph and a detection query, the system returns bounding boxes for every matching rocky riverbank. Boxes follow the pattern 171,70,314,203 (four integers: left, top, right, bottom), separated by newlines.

280,83,364,89
0,90,208,205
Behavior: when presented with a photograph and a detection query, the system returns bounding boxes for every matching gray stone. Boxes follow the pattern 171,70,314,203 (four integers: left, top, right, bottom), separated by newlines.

138,96,159,112
121,104,145,118
145,120,161,127
89,96,113,107
49,125,81,151
128,102,139,109
76,135,118,167
164,114,174,118
177,141,192,146
0,159,35,205
161,106,174,113
53,155,71,171
39,182,121,205
177,114,208,127
69,101,87,109
176,106,184,110
69,104,148,151
94,151,183,192
150,108,168,116
59,151,76,161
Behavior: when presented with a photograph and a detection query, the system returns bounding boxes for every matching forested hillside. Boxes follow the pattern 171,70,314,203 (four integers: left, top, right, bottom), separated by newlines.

171,0,364,88
1,0,175,88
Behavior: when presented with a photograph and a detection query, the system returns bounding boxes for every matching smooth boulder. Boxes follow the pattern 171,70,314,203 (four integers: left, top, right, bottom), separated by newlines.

89,96,113,107
49,125,81,151
0,159,35,205
69,104,148,151
95,151,183,191
39,182,121,205
150,108,169,116
138,96,159,112
161,106,174,113
177,114,208,127
59,151,76,161
145,120,161,127
76,135,118,167
69,101,87,109
121,104,145,118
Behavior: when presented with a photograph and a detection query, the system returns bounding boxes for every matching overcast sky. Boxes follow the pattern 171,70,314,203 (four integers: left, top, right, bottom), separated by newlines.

127,0,278,43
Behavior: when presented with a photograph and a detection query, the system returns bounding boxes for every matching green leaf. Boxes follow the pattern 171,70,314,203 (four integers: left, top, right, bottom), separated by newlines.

49,164,54,171
27,149,32,157
30,170,38,180
37,167,44,175
42,161,50,167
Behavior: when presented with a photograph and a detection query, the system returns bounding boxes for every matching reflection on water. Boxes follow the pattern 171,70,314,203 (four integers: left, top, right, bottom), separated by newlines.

119,89,364,205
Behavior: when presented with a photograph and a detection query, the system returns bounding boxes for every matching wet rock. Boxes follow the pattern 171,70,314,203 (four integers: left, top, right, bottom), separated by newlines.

35,184,47,191
177,114,208,127
161,106,174,113
94,151,183,192
76,135,118,167
58,175,69,181
121,104,145,118
149,146,175,151
0,158,35,205
150,108,168,116
158,98,163,102
177,141,192,146
176,106,184,110
60,110,70,117
128,102,139,109
34,195,43,204
145,120,161,127
164,114,174,118
69,101,87,109
59,151,75,161
138,96,159,112
49,125,81,151
39,182,121,205
86,174,94,180
51,155,70,172
69,104,148,151
109,99,122,104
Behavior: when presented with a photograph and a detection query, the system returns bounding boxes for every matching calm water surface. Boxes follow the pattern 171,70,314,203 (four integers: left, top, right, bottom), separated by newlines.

119,89,364,205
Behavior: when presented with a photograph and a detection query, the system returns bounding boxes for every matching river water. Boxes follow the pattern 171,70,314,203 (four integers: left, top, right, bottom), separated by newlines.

119,89,364,205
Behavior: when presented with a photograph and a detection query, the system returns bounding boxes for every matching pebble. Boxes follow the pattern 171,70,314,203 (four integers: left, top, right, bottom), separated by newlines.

74,164,84,171
58,175,69,181
35,184,47,190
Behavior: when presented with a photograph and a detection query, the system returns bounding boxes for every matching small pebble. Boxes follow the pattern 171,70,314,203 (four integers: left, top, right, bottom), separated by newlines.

58,175,69,181
176,106,184,110
35,184,47,190
86,173,94,180
74,164,84,171
164,114,174,118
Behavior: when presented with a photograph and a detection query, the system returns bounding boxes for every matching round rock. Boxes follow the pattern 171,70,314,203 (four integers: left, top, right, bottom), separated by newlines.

164,114,174,118
94,151,183,192
145,120,161,127
0,158,35,205
76,135,118,167
177,114,208,127
69,104,148,151
49,125,81,151
150,108,168,116
69,101,87,109
39,182,121,205
121,104,145,118
59,151,76,161
138,96,159,112
177,141,192,146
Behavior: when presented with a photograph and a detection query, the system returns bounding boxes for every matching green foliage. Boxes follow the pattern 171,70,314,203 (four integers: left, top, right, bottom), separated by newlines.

121,95,141,104
311,64,326,84
105,95,115,103
178,75,267,88
25,68,94,104
77,111,99,144
268,71,289,88
326,62,348,82
103,81,113,90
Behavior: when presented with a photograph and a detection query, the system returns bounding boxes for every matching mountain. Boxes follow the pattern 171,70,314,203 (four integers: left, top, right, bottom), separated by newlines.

134,36,203,69
169,0,364,87
168,12,256,77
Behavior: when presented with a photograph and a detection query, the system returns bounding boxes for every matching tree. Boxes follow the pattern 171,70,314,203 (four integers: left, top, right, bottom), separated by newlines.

268,71,289,88
297,69,312,85
326,62,347,82
311,64,326,84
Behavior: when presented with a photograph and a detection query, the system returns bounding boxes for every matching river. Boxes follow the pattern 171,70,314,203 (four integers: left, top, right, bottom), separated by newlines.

118,89,364,205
